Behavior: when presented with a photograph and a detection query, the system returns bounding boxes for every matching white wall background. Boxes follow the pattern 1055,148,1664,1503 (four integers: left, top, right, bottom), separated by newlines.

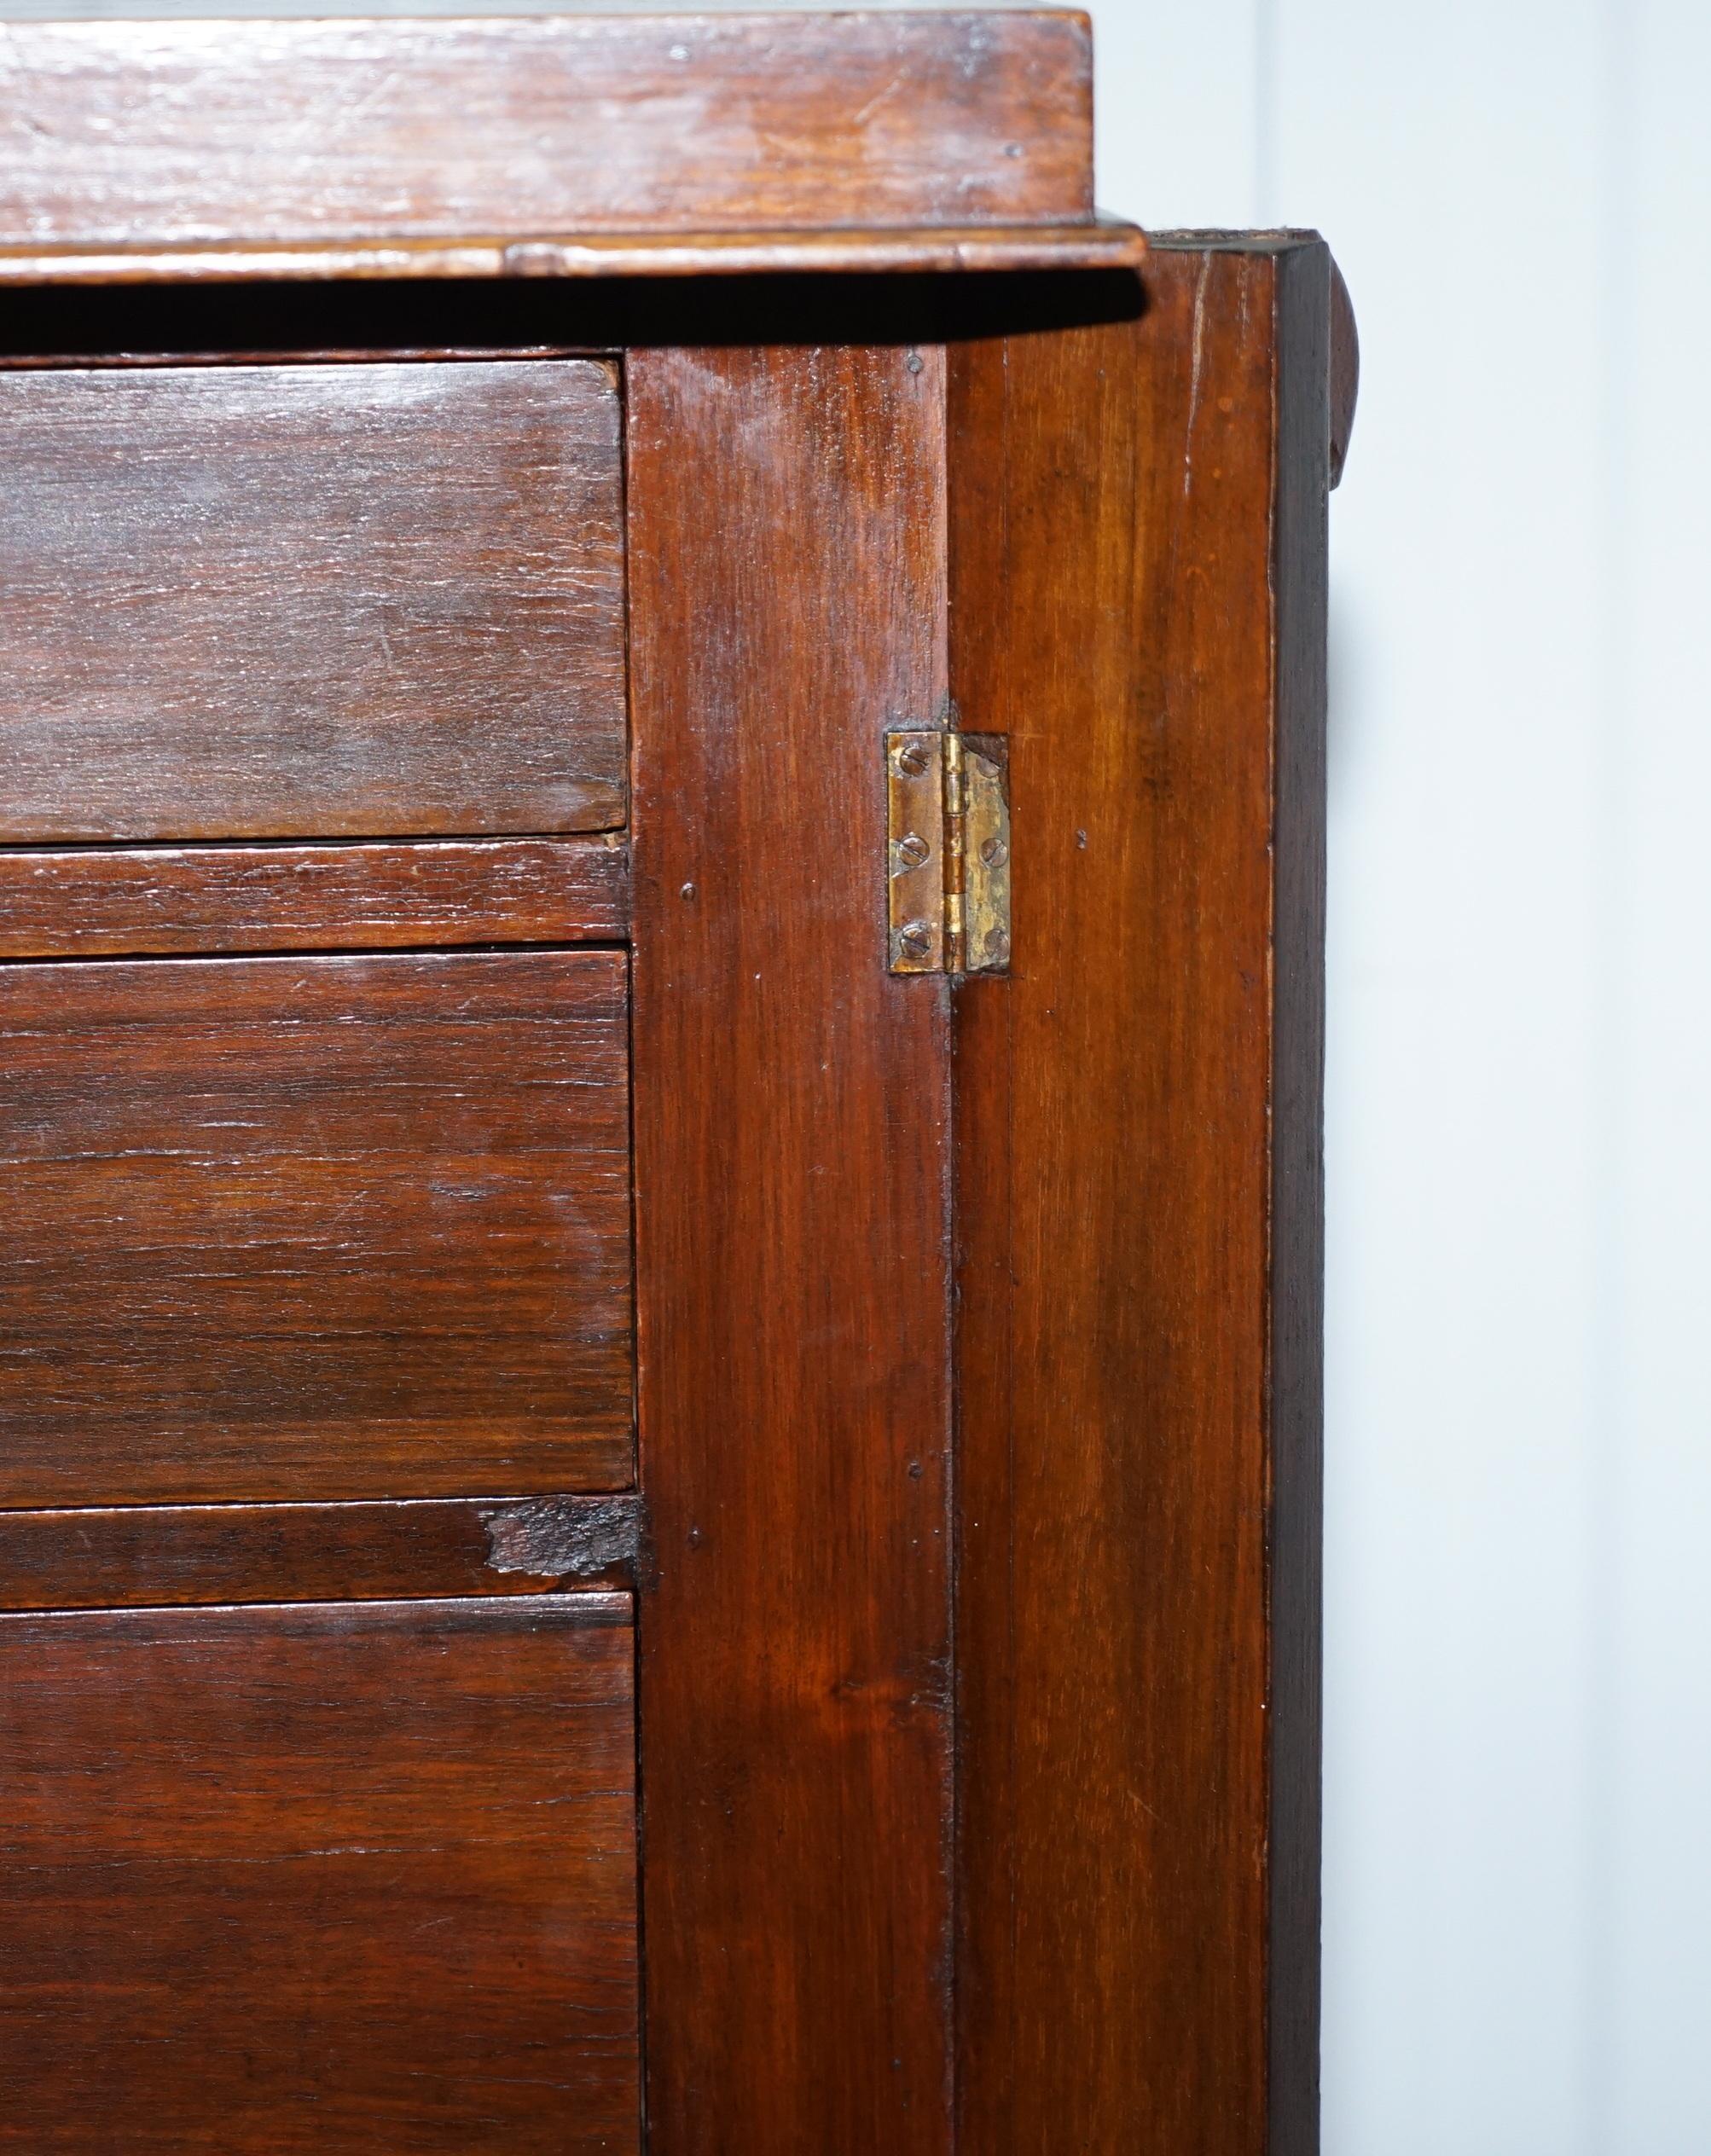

1088,3,1711,2148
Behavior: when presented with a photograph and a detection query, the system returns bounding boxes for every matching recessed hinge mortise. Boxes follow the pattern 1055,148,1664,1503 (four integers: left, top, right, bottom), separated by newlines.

887,727,1011,977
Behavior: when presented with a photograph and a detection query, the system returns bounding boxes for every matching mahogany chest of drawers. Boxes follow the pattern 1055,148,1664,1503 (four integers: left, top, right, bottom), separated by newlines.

0,9,1348,2150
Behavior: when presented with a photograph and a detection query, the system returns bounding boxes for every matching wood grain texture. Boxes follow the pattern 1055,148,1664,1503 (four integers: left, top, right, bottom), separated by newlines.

947,237,1330,2153
0,1592,639,2153
0,950,634,1507
0,13,1093,251
627,344,954,2153
0,359,624,843
0,1493,642,1610
0,836,629,959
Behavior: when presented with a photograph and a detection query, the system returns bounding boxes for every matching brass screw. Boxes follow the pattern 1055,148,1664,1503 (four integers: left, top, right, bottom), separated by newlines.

893,739,932,778
895,919,935,963
983,927,1011,966
893,832,931,871
979,835,1008,868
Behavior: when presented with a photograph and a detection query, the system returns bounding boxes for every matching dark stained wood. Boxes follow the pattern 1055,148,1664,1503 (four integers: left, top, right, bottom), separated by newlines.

1269,239,1332,2156
0,1493,642,1611
0,13,1093,252
0,220,1146,289
0,950,634,1507
946,236,1331,2153
0,835,629,959
0,18,1337,2134
0,359,624,843
0,1592,639,2153
627,344,954,2153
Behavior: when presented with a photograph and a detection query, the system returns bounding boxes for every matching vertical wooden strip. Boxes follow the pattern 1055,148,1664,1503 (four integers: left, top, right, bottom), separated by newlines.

1268,239,1331,2156
948,241,1329,2152
628,345,954,2153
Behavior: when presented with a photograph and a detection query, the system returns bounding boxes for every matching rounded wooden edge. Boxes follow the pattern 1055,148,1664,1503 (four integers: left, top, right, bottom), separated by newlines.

1329,252,1359,488
0,223,1149,289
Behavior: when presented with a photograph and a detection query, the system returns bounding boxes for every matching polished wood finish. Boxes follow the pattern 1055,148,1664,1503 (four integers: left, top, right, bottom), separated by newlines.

0,20,1338,2148
0,1593,639,2153
0,1494,641,1611
0,13,1093,254
946,236,1330,2154
0,951,633,1507
0,359,624,843
0,219,1146,289
0,836,629,959
628,343,954,2153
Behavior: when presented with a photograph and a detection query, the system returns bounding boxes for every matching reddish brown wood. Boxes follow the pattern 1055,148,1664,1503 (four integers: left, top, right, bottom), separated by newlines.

0,359,624,843
0,951,634,1507
0,836,629,959
946,236,1330,2153
0,1494,641,1611
0,1593,639,2153
0,13,1093,252
627,343,954,2153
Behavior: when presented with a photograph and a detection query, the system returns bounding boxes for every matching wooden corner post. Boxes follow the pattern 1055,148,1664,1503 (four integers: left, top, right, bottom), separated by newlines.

947,235,1331,2155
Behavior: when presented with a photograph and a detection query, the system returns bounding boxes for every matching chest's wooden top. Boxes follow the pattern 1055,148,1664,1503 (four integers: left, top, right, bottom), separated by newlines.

0,6,1143,285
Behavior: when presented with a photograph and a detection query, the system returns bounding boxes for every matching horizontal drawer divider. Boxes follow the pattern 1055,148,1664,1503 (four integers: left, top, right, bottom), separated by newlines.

0,1492,643,1613
0,834,631,957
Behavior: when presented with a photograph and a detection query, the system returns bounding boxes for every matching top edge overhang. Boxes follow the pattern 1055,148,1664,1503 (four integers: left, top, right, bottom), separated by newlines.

0,9,1141,282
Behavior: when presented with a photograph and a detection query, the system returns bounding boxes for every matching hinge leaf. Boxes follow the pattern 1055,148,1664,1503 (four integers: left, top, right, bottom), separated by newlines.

885,727,1009,977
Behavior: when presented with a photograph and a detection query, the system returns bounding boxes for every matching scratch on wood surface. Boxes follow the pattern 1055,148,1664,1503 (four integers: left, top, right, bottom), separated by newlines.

1183,250,1211,497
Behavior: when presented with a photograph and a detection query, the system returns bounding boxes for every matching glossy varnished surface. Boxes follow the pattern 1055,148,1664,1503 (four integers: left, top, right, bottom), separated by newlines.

0,950,634,1506
0,835,629,958
948,240,1329,2153
0,12,1093,252
0,1593,640,2152
628,343,954,2153
0,359,624,843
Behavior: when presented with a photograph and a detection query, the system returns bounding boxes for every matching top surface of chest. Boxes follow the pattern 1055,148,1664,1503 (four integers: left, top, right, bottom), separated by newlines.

0,5,1100,264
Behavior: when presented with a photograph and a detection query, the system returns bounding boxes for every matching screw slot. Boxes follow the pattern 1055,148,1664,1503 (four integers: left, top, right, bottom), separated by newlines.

895,919,935,963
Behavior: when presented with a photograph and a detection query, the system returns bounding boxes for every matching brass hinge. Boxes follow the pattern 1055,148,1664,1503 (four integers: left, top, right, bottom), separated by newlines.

886,728,1011,977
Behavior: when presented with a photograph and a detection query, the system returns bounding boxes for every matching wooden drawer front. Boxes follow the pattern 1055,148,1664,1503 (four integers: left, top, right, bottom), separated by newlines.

0,951,633,1506
0,1594,639,2153
0,359,624,843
